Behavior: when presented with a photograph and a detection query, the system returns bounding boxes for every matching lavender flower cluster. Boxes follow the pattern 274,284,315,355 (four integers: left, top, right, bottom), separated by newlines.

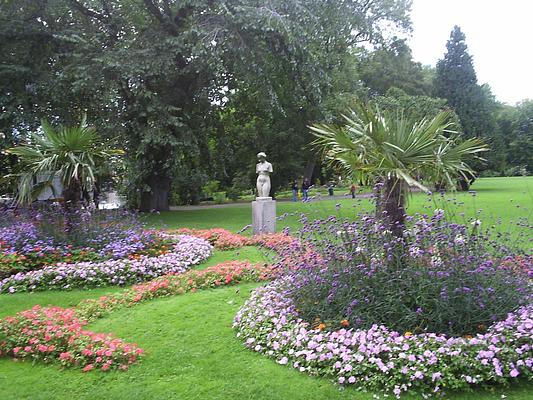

0,208,159,261
234,280,533,398
0,235,212,293
0,223,56,255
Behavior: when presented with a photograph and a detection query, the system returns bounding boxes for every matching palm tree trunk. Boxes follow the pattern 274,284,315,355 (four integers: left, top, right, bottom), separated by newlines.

62,180,81,234
62,180,81,212
380,178,406,238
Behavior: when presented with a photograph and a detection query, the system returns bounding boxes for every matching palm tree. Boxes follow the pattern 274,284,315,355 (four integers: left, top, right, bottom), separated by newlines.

6,116,123,211
311,103,488,237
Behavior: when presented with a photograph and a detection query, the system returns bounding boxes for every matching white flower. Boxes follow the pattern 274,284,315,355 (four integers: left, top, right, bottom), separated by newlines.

431,256,443,267
454,235,465,245
471,219,482,227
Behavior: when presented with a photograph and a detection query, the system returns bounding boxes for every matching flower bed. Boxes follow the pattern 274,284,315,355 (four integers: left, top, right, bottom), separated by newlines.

0,235,212,293
171,228,254,249
171,228,300,253
0,260,278,372
234,280,533,398
0,208,165,278
75,260,277,321
0,305,143,372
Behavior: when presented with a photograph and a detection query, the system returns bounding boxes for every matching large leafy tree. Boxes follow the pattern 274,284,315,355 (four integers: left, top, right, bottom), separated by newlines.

359,39,433,97
311,103,488,237
219,0,413,188
508,100,533,174
1,0,413,210
374,87,451,123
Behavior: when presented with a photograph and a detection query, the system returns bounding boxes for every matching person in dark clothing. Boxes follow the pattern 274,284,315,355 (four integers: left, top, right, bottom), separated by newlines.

328,182,334,196
350,184,357,198
291,180,299,202
302,178,310,202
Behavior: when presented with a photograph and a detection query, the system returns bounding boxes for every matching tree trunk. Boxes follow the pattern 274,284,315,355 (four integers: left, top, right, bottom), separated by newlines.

62,180,81,211
62,180,82,234
139,175,171,212
380,178,406,238
303,159,316,182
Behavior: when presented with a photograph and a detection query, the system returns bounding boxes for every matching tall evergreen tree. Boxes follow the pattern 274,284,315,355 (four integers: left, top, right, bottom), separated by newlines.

434,26,496,140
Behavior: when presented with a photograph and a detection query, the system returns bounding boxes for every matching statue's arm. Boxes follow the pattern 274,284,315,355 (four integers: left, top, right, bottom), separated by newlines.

268,163,273,173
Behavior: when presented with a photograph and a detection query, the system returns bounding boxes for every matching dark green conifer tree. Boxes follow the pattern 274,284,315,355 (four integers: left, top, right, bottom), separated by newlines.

435,26,497,135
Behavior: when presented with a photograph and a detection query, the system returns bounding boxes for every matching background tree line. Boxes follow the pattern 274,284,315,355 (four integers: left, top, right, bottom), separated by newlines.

1,1,531,209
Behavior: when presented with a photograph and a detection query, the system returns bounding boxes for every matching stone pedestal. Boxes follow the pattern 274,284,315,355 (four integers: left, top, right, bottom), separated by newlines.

252,197,276,235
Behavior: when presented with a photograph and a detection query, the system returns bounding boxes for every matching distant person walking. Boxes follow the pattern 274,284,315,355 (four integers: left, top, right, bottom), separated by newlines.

291,180,299,202
302,178,310,202
328,182,334,196
350,184,357,199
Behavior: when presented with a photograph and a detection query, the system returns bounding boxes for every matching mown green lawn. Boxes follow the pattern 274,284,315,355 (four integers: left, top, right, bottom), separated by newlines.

0,176,531,399
1,273,531,400
145,177,533,237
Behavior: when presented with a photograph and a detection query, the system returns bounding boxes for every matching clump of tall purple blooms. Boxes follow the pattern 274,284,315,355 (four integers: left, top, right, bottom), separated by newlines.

287,211,531,336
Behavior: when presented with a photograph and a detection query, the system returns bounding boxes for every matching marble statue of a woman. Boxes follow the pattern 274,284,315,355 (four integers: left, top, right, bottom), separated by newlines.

256,152,273,198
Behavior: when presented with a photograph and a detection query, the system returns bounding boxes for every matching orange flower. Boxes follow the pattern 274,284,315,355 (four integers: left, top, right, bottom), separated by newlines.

340,319,349,327
404,331,413,337
317,323,326,330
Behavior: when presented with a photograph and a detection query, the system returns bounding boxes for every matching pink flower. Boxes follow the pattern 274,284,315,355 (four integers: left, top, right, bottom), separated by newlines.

82,364,94,372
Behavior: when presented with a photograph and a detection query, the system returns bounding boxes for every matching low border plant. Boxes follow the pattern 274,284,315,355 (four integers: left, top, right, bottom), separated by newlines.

0,305,143,372
234,280,533,398
0,259,279,372
0,235,212,293
233,212,532,397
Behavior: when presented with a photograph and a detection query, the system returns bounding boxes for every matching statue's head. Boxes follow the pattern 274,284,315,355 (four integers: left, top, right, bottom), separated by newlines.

257,152,267,161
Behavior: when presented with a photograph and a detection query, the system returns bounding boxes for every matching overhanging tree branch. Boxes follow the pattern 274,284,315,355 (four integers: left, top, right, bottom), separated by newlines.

68,0,106,22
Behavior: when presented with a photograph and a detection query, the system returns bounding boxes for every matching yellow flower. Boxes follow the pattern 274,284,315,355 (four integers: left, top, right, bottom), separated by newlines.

404,331,413,337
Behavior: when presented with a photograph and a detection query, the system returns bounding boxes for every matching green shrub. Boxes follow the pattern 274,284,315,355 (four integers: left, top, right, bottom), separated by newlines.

212,191,226,204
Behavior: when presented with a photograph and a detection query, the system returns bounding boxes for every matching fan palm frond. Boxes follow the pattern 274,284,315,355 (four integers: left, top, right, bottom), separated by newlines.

6,116,124,205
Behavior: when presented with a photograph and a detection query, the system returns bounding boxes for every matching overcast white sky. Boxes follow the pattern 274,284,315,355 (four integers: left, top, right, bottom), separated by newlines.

408,0,533,105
